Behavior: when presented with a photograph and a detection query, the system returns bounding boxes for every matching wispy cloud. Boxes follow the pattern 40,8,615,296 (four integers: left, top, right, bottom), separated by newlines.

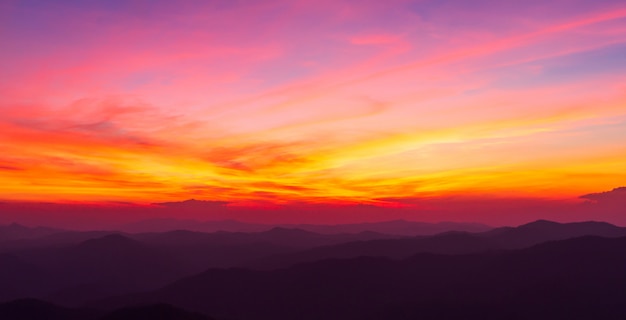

1,0,625,207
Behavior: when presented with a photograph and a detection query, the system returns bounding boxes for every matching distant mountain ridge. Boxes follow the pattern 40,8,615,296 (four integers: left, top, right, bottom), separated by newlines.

482,219,626,248
0,227,398,305
248,219,626,269
118,218,492,235
0,223,64,242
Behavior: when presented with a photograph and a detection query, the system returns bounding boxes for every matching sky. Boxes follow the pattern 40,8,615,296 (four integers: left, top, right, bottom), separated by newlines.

1,0,625,226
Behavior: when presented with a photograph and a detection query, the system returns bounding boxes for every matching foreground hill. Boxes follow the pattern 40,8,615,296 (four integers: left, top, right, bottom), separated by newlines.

0,299,97,320
0,299,214,320
101,303,214,320
96,235,626,320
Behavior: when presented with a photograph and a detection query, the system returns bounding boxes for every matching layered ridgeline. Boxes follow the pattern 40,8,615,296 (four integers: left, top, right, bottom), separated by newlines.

95,235,626,320
1,220,626,319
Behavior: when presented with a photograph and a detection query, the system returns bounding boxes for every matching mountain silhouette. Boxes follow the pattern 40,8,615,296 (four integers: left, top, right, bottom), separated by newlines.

0,223,64,242
4,219,626,318
95,235,626,320
288,220,492,236
74,234,144,252
248,220,626,269
120,217,492,235
0,227,394,305
0,230,124,253
484,219,626,248
248,232,494,269
132,227,394,248
0,234,182,305
0,254,49,302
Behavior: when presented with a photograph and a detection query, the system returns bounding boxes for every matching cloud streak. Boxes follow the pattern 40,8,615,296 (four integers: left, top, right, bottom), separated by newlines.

0,0,625,213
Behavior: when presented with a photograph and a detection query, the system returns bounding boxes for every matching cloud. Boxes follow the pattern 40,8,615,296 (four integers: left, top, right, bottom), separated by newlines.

203,140,313,173
580,187,626,203
1,0,625,205
350,34,402,45
0,165,22,171
153,199,230,208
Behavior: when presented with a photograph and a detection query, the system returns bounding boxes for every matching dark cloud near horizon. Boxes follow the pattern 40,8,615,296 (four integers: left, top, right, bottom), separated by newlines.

2,186,626,229
580,186,626,203
154,199,230,208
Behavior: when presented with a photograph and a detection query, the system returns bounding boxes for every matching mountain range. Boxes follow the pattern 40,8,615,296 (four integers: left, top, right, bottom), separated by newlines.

118,218,492,235
95,235,626,320
2,219,626,319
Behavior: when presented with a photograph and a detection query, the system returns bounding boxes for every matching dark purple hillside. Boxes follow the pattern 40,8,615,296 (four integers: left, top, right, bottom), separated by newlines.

94,235,626,320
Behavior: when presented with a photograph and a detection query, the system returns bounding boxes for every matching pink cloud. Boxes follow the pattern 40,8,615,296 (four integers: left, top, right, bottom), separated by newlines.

1,0,625,212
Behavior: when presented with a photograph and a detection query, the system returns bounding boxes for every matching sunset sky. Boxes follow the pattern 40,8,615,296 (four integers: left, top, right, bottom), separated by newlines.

1,0,625,225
